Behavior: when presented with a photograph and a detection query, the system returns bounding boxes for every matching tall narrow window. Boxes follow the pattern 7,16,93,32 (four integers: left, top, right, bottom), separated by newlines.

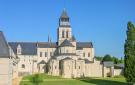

50,52,52,56
62,30,64,38
66,30,69,38
59,49,61,54
40,52,42,57
88,53,90,57
45,52,47,57
79,66,80,69
83,53,85,57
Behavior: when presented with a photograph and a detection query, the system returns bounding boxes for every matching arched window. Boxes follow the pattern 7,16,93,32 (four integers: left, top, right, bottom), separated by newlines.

62,30,64,38
22,64,25,68
66,30,69,38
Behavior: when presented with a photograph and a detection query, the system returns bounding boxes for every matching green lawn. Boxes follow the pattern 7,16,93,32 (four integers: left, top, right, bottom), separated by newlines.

20,74,132,85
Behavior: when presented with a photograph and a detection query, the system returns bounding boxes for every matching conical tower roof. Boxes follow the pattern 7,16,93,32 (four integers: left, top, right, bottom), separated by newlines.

60,9,69,19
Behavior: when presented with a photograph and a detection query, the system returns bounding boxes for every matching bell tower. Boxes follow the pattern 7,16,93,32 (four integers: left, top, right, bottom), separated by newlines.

57,9,72,45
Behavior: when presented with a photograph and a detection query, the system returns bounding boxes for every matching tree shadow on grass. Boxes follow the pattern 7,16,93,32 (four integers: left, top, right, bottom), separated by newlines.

80,78,132,85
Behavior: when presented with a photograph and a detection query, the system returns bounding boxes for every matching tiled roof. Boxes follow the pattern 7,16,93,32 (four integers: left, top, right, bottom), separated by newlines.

60,39,74,47
103,61,114,67
8,41,93,55
0,31,10,58
77,42,93,49
38,42,57,48
8,42,37,55
85,59,93,64
38,60,46,64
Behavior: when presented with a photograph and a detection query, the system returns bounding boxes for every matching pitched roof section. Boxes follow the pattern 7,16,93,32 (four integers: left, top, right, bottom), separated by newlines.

0,31,10,58
38,42,57,48
8,42,37,55
60,9,69,19
38,60,46,64
8,41,93,55
103,61,114,67
60,39,74,47
77,42,93,49
61,57,73,61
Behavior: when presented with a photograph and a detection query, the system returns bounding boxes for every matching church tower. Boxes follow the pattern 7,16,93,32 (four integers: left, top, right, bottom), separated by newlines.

57,9,72,45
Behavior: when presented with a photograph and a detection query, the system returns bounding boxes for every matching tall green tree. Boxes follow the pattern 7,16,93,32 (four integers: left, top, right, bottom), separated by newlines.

102,54,112,62
124,21,135,83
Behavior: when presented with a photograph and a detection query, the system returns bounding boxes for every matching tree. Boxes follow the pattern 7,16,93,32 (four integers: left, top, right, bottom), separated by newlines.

119,57,124,63
95,56,103,61
124,21,135,83
112,57,119,64
30,74,43,85
102,54,112,62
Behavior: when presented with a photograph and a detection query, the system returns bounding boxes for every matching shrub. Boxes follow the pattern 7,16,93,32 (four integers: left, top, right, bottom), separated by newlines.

29,74,43,85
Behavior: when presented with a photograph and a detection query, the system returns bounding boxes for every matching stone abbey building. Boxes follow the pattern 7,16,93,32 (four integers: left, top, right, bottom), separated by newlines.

0,9,123,85
9,9,100,78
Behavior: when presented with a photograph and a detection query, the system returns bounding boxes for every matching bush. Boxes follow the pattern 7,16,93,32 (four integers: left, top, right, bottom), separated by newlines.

30,74,43,85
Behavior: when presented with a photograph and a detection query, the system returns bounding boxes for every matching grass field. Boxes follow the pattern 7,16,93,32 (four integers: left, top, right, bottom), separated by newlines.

20,74,132,85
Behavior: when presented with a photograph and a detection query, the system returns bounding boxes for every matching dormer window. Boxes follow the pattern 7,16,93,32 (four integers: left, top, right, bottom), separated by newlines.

17,44,22,55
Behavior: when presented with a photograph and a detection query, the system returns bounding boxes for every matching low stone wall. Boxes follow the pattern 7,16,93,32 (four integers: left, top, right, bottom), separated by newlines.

114,69,123,76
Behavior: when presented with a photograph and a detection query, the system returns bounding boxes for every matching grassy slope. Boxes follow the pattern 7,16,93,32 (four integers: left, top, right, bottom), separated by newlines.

20,74,131,85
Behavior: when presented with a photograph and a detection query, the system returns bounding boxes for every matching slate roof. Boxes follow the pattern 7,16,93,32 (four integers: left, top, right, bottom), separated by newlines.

8,42,37,55
114,64,124,68
72,35,76,41
85,59,93,64
38,60,46,64
60,9,69,19
61,57,73,61
38,42,57,48
76,42,93,50
60,39,74,47
0,31,10,58
103,61,114,67
8,41,93,55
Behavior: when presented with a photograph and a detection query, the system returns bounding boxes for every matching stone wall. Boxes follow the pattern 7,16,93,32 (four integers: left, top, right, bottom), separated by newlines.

0,58,12,85
114,69,123,76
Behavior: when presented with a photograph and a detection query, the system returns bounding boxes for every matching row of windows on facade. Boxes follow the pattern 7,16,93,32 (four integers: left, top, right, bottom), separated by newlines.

49,66,81,70
40,52,53,57
83,52,90,57
39,52,91,57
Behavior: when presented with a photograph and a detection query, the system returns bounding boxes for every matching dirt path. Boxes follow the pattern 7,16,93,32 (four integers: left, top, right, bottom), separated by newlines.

13,77,22,85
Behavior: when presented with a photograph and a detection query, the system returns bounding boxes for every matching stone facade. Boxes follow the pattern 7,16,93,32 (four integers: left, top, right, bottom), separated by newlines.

0,10,123,84
0,31,18,85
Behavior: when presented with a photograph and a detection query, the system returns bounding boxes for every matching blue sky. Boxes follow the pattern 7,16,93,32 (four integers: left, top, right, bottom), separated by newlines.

0,0,135,58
